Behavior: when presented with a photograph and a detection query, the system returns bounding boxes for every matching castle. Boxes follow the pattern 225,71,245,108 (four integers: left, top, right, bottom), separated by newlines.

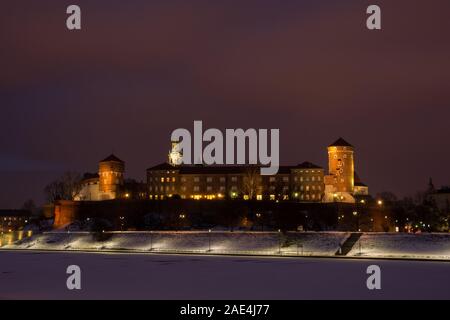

76,138,368,203
75,154,125,201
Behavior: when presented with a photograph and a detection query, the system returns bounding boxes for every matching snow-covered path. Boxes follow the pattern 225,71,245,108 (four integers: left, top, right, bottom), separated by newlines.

0,251,449,299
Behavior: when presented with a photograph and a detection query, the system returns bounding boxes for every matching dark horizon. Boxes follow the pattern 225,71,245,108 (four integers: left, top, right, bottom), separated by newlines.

1,0,450,208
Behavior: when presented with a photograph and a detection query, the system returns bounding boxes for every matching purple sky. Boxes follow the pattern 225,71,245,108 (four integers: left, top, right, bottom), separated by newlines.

1,0,450,207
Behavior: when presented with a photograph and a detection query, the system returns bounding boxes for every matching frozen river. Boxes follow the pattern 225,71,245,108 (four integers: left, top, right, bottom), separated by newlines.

0,250,449,299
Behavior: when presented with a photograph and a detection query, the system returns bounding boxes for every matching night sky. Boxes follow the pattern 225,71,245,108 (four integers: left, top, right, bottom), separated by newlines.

1,0,450,208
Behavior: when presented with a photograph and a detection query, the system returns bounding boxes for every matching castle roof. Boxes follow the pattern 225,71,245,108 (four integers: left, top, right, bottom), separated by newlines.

329,137,353,148
354,172,367,187
147,163,311,174
295,161,323,169
100,154,124,163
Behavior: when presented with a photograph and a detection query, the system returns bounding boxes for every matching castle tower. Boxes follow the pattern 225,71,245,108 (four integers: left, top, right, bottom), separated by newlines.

98,154,125,199
327,138,354,193
168,141,182,165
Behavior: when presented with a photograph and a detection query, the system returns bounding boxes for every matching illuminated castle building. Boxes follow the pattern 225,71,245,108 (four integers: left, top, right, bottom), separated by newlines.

147,138,368,203
322,138,369,203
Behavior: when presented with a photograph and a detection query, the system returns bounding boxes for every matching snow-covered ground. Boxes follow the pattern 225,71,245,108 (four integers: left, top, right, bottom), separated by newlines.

0,250,449,299
348,233,450,260
1,231,348,256
2,231,450,260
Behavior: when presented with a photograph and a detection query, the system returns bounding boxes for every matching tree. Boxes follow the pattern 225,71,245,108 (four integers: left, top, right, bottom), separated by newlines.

243,166,260,200
44,172,82,203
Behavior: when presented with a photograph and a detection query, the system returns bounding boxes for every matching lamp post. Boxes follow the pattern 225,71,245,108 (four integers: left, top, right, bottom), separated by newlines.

208,229,212,252
278,229,281,255
256,213,263,231
150,230,153,251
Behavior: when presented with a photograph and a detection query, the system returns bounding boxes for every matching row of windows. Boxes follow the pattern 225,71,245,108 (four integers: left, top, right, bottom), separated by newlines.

148,193,322,201
149,184,323,193
150,175,324,183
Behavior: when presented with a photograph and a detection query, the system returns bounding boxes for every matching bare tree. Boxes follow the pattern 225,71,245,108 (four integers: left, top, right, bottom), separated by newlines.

243,166,260,200
44,172,82,203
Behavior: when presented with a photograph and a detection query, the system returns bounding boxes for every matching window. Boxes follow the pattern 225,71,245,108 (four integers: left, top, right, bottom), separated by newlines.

256,195,262,200
231,176,237,182
182,186,187,192
194,186,200,192
194,177,200,182
219,186,226,191
206,177,213,183
283,177,289,182
220,177,226,182
300,177,303,182
312,176,315,181
269,177,276,182
318,176,321,181
306,185,310,191
172,177,176,182
161,177,164,182
181,177,187,182
270,194,275,200
206,186,212,192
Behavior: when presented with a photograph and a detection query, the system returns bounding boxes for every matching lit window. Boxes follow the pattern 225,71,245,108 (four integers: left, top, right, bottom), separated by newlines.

283,177,289,182
270,194,275,200
269,177,276,182
172,177,176,182
231,176,237,182
207,177,213,183
194,177,200,182
161,177,164,182
194,186,200,192
256,195,262,200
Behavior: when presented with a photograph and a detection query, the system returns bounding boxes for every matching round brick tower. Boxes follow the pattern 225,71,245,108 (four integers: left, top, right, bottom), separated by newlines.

327,138,354,193
98,154,125,199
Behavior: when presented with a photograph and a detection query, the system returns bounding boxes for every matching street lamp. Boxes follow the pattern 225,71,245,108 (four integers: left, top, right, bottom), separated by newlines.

256,213,263,231
278,229,281,255
150,230,153,251
208,229,212,252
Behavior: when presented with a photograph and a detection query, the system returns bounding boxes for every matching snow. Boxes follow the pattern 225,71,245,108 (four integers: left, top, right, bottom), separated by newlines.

0,250,449,299
348,233,450,260
2,231,349,256
3,231,450,260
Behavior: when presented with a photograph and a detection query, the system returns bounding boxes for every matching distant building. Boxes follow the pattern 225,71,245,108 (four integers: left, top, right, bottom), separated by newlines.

0,210,31,232
75,154,146,201
147,138,368,203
